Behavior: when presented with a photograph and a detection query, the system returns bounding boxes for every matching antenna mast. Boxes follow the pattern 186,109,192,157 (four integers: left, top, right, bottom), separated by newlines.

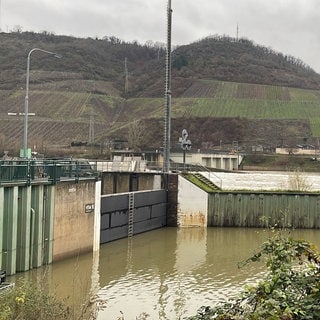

0,0,2,32
236,23,239,41
163,0,172,173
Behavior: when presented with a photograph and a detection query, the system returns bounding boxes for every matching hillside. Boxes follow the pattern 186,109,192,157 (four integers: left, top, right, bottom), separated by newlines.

171,36,320,91
1,32,320,157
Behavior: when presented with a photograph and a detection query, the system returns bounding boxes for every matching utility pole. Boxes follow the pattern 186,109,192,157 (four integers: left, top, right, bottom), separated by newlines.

163,0,172,173
124,57,129,94
88,112,95,144
236,23,239,41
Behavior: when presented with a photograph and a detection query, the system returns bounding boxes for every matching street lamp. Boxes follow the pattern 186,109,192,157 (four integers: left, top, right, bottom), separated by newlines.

180,129,191,169
23,48,61,159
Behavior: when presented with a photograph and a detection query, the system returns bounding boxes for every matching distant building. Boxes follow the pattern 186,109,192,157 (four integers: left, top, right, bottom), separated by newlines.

94,149,244,172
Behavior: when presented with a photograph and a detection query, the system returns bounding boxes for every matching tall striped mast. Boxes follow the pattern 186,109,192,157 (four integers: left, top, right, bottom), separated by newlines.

163,0,172,173
0,0,2,32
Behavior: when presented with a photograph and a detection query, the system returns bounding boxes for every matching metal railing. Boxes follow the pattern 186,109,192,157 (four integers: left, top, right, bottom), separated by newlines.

170,162,223,189
0,159,99,185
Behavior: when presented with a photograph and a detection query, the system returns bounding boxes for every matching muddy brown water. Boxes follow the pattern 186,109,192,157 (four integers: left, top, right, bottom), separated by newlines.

9,227,320,319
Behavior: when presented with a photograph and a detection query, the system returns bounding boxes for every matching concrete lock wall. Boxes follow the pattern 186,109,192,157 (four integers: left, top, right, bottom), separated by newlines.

177,175,208,227
100,189,167,243
53,180,96,261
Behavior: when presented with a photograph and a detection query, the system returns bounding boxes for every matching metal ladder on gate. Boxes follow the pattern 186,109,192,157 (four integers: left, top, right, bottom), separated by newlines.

128,192,134,237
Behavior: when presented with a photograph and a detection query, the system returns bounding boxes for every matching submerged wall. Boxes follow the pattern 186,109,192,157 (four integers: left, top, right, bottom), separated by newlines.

100,190,167,243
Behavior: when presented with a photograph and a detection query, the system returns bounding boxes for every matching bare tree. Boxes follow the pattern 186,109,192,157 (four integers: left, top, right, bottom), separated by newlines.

288,169,311,191
127,120,145,152
11,24,23,33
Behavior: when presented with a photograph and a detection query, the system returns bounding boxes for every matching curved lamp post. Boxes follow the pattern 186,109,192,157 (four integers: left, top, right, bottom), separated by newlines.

23,48,61,159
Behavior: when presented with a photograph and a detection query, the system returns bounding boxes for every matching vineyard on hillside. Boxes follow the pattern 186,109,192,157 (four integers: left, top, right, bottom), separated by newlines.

1,79,320,154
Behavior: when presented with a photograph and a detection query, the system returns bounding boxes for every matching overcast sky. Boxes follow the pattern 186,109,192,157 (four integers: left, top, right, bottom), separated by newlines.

2,0,320,73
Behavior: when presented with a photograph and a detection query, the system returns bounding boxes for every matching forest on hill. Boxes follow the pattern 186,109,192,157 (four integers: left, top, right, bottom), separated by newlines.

0,31,320,157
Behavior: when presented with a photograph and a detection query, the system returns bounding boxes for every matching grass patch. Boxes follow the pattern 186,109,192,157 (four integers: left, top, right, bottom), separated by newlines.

182,173,218,192
242,154,320,171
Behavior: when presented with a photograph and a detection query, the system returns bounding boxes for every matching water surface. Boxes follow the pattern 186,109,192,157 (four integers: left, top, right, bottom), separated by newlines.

9,227,320,319
97,227,320,319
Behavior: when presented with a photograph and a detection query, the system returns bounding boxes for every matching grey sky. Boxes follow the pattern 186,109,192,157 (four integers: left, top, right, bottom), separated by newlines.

2,0,320,73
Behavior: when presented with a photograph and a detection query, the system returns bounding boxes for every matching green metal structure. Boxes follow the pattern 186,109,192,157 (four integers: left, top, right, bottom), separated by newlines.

0,159,98,185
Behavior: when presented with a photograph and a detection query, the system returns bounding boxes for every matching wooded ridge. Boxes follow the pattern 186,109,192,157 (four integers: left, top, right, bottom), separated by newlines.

1,31,320,156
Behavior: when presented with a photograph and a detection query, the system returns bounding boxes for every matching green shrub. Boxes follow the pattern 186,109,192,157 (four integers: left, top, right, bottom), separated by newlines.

0,280,70,320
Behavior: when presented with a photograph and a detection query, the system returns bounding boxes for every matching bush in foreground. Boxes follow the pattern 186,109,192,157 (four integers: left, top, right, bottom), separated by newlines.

188,231,320,320
0,279,102,320
0,280,70,320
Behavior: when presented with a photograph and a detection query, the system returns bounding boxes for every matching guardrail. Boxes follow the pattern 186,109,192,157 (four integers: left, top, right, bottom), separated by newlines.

170,162,223,189
0,159,99,185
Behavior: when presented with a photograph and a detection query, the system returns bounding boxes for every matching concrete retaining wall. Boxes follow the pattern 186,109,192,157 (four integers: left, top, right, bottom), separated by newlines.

53,180,96,261
177,175,208,227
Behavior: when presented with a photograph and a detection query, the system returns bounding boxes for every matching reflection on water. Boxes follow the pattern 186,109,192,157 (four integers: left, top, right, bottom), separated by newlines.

97,227,320,319
8,227,320,320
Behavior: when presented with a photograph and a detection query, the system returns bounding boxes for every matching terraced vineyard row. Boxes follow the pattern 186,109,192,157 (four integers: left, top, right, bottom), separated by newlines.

2,78,320,152
33,79,121,96
0,118,108,150
171,98,320,120
177,79,320,102
0,89,126,121
236,83,290,100
309,117,320,137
